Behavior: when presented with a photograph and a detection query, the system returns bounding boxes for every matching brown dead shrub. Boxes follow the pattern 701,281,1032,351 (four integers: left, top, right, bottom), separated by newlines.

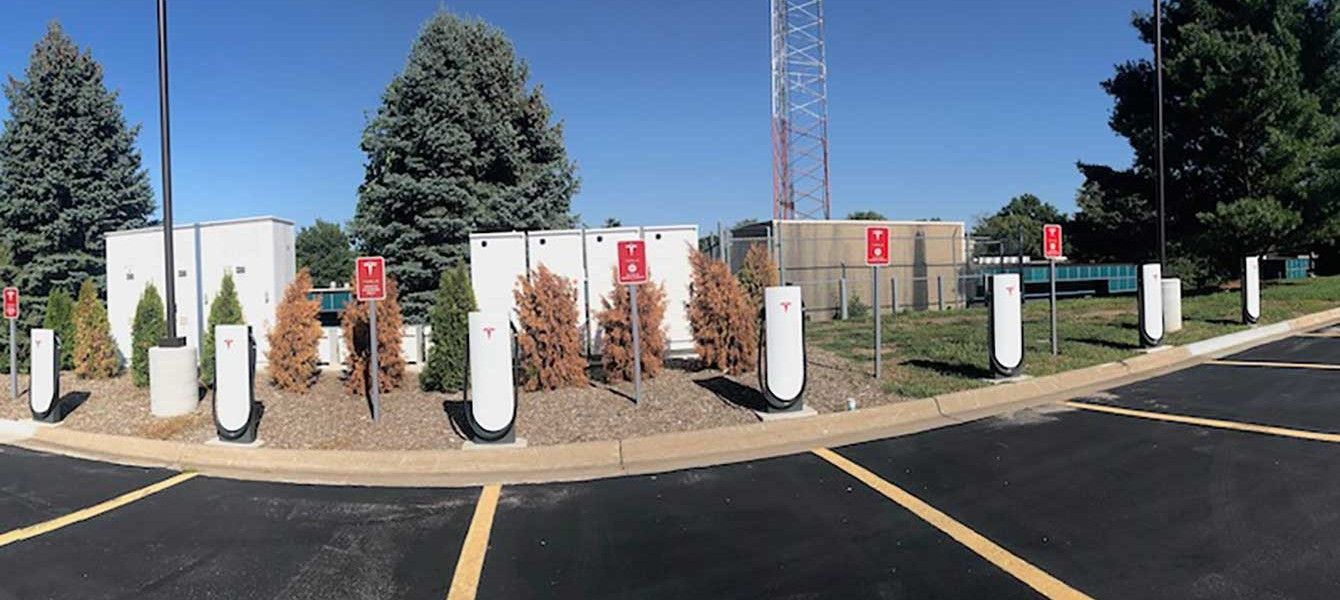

687,250,757,374
515,266,588,391
596,267,667,382
267,269,324,392
340,278,406,395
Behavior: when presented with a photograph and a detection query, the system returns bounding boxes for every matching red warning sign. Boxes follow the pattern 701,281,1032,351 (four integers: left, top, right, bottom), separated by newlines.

3,287,16,320
866,226,891,266
617,240,648,285
355,256,386,301
1043,224,1063,260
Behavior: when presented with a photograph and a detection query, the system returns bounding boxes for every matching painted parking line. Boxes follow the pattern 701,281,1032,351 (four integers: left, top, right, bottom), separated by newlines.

447,484,502,600
0,471,197,548
1064,401,1340,443
1210,359,1340,370
812,448,1092,600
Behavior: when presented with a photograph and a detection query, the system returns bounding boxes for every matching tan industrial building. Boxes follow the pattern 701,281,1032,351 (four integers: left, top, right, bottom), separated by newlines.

728,220,969,320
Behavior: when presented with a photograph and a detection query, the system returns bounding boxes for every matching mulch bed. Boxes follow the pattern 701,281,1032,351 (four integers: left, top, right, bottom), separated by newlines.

0,345,901,451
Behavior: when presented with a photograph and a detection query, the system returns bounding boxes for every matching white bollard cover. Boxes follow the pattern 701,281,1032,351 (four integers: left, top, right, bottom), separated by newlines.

469,311,515,433
214,324,252,432
29,329,56,415
763,286,804,401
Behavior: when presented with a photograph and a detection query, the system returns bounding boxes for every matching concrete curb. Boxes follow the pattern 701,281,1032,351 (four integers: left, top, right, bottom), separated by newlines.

4,306,1338,487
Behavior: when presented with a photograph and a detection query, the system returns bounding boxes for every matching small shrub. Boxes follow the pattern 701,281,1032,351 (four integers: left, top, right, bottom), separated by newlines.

596,268,667,382
421,265,475,392
267,269,324,392
341,278,406,395
73,279,120,379
514,266,587,391
201,273,245,387
130,283,166,387
687,250,757,374
736,243,779,315
847,294,870,319
43,287,75,369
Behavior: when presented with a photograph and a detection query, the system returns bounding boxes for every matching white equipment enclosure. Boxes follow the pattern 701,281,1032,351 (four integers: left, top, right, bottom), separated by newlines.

1242,256,1261,325
467,311,517,442
29,328,60,423
213,324,261,443
1138,263,1165,347
987,274,1024,378
759,286,806,411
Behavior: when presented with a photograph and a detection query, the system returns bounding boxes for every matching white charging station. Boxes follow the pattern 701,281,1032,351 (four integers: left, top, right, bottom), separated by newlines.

29,328,60,423
213,324,261,443
987,274,1024,378
1242,255,1261,325
758,286,806,412
466,311,517,443
1138,263,1165,347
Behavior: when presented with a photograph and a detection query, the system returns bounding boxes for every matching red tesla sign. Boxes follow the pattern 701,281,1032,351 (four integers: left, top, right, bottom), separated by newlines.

617,241,648,285
355,256,386,301
1043,224,1063,259
2,288,16,320
866,226,891,266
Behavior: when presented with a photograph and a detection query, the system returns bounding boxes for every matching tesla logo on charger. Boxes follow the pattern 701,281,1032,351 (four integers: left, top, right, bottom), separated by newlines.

483,326,495,340
1006,286,1016,295
780,301,792,313
224,339,234,349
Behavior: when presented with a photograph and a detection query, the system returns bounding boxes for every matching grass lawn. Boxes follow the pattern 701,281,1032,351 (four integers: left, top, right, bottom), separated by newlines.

808,275,1340,399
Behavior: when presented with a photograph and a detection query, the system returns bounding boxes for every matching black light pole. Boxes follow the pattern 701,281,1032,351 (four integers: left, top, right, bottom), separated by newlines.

1155,0,1167,269
156,0,184,346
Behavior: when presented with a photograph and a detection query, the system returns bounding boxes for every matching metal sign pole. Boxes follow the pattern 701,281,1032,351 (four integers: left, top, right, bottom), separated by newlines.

369,299,380,421
630,284,641,403
1049,260,1058,355
8,318,15,400
872,266,881,379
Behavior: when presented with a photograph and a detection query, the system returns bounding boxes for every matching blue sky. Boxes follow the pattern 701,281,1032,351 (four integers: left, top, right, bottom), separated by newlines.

0,0,1147,232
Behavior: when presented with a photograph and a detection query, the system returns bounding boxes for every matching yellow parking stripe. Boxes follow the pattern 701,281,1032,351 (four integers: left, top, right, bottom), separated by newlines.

812,448,1092,600
0,472,198,548
447,484,502,600
1064,401,1340,443
1210,359,1340,370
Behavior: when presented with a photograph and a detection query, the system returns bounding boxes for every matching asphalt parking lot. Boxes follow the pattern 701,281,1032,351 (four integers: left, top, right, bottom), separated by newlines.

2,328,1340,599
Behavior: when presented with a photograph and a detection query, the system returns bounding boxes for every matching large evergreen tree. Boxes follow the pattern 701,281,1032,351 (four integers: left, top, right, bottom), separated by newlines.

0,22,155,329
1075,2,1338,283
971,194,1068,256
296,219,354,287
351,11,579,321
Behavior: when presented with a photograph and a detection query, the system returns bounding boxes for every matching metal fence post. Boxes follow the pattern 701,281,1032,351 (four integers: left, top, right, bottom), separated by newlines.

890,276,898,313
936,275,944,311
839,275,849,320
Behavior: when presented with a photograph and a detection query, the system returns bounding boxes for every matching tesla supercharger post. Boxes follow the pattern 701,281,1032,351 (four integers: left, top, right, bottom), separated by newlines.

213,324,261,444
987,274,1024,378
1242,256,1261,325
1137,263,1165,347
29,329,60,423
758,286,807,412
466,311,518,443
355,256,386,421
5,287,17,400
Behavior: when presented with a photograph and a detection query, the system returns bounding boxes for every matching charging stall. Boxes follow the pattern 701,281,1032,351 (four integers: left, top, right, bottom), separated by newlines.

1137,263,1165,347
758,286,806,412
466,311,518,443
987,274,1024,378
29,329,60,423
213,324,262,443
1242,256,1261,325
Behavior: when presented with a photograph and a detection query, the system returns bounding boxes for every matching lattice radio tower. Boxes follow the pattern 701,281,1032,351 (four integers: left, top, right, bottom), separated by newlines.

771,0,831,220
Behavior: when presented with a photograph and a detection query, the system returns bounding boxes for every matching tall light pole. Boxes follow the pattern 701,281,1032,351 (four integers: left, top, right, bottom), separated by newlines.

156,0,183,346
1155,0,1167,269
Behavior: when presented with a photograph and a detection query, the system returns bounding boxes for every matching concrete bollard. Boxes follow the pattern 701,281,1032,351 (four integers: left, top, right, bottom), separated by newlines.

1161,278,1183,333
150,345,199,417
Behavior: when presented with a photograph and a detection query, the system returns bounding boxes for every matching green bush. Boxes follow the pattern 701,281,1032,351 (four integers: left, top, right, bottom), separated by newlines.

43,288,75,369
421,266,476,392
847,294,870,319
130,283,166,387
201,273,245,387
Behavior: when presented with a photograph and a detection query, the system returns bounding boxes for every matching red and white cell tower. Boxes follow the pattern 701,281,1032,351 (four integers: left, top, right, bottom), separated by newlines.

771,0,831,220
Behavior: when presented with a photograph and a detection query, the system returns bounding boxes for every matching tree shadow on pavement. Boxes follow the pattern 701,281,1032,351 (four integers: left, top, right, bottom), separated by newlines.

694,376,766,412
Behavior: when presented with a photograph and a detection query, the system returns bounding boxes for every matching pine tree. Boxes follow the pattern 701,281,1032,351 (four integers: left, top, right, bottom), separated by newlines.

420,265,475,392
296,220,354,287
129,283,166,387
42,287,75,369
0,22,154,339
201,273,245,387
515,266,587,391
341,278,406,395
267,269,323,392
72,279,119,379
351,11,579,321
596,268,667,382
687,251,757,375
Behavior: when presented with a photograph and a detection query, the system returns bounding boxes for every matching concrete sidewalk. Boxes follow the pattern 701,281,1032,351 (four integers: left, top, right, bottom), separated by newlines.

4,306,1338,487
